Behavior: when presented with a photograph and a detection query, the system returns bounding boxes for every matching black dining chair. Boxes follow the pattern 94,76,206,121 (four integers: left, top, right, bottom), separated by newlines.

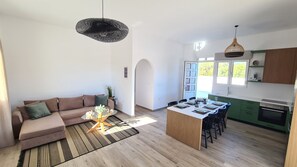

202,114,215,148
168,101,178,107
189,97,196,100
217,107,228,132
179,99,187,103
221,103,231,129
212,111,222,139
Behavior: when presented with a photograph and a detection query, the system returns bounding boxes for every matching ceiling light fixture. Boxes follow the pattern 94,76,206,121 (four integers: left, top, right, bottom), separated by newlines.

76,0,129,42
225,25,245,57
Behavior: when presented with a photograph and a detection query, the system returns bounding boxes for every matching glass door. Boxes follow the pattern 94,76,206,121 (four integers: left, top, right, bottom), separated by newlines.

183,61,198,99
196,61,214,98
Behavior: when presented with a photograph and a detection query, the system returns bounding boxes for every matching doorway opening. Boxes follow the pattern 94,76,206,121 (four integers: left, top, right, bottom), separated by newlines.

134,59,154,113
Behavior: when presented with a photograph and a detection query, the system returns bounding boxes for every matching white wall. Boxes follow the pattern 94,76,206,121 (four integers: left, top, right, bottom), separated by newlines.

183,28,297,102
133,29,184,110
110,33,134,116
135,59,153,109
0,15,112,109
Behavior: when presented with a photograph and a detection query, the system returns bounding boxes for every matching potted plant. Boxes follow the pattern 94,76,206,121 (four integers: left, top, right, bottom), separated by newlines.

107,86,113,99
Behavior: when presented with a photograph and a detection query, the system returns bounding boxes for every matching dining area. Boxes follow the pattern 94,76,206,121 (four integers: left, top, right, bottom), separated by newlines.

166,97,231,150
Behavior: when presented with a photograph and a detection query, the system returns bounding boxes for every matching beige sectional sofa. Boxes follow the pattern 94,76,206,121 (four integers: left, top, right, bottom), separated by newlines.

12,95,114,150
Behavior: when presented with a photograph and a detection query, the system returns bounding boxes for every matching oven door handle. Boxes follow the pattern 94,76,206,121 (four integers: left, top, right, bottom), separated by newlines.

261,107,285,113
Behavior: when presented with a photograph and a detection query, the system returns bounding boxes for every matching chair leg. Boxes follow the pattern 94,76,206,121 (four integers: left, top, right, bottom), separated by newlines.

221,122,224,132
209,130,213,143
218,124,222,136
224,120,227,128
204,130,207,148
213,125,217,139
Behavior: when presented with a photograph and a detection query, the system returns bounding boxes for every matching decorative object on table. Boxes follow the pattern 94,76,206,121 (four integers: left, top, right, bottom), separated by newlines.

17,116,139,167
75,0,129,42
81,105,117,133
203,98,207,104
225,25,245,58
107,86,113,98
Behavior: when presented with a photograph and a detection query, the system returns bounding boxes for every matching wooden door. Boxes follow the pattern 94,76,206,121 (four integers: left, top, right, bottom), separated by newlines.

263,48,297,84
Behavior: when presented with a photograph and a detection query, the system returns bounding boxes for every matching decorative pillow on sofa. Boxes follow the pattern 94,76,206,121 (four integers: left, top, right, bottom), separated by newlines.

18,101,41,120
95,95,108,106
59,96,84,111
25,102,51,120
24,98,59,112
83,95,96,107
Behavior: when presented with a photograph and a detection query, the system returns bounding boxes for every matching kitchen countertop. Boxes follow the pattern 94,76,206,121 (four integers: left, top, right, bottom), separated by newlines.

209,93,293,108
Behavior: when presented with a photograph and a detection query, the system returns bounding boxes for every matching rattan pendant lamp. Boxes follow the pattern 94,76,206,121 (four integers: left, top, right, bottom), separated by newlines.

225,25,245,57
76,0,129,42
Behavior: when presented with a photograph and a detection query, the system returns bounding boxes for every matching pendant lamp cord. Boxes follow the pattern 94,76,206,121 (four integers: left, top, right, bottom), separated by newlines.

234,25,238,38
102,0,104,18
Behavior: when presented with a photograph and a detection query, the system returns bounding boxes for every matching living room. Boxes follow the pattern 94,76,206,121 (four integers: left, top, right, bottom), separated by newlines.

1,0,297,167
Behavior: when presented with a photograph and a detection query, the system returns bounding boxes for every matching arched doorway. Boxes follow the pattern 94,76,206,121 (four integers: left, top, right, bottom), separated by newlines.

134,59,154,112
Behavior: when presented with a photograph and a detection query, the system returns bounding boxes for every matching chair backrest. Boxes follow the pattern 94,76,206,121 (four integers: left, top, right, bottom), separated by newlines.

189,97,196,100
179,99,187,103
204,113,216,130
226,102,231,110
218,107,228,119
168,101,178,107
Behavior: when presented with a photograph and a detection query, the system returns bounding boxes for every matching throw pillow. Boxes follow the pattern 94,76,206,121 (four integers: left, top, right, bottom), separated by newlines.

24,98,59,112
95,95,108,106
25,102,51,119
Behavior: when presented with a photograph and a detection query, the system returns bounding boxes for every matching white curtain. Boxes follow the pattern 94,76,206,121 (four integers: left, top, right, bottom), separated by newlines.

0,40,14,148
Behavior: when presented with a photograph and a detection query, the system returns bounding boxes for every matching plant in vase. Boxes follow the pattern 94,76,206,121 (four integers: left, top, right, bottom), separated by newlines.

107,86,113,99
94,105,107,119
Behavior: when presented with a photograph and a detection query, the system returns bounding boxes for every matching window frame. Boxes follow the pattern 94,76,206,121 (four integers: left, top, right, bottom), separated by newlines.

214,60,249,87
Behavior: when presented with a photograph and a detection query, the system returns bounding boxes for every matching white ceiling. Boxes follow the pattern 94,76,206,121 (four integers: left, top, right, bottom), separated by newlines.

1,0,297,43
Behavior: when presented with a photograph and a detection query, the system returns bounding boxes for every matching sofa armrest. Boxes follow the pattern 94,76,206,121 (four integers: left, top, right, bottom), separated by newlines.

107,98,115,110
12,110,23,139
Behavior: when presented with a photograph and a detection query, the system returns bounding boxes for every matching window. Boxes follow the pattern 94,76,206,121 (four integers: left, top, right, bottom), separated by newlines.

217,62,229,84
215,60,248,86
232,61,247,85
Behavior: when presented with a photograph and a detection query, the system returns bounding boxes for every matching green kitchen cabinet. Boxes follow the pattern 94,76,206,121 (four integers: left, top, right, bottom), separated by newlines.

239,100,259,123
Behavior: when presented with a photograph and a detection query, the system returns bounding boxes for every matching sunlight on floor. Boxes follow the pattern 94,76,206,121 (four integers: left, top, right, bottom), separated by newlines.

124,116,157,127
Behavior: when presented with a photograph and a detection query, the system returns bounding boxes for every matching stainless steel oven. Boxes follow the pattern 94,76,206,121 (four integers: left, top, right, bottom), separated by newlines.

258,103,288,126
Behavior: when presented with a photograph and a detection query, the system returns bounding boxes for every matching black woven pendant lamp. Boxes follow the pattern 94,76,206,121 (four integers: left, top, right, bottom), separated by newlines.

76,0,129,42
225,25,245,57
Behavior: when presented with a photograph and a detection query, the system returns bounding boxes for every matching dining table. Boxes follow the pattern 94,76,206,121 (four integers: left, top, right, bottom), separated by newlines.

166,99,227,150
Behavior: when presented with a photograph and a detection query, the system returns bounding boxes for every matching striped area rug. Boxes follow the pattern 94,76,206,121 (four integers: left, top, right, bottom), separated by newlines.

17,115,139,167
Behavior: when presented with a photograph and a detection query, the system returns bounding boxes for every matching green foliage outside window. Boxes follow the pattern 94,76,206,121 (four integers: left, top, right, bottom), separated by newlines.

218,63,229,77
233,62,246,78
198,62,214,76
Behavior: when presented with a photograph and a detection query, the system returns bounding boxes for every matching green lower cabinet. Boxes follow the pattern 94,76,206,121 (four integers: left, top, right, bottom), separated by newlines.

208,94,288,132
239,100,259,124
226,98,241,119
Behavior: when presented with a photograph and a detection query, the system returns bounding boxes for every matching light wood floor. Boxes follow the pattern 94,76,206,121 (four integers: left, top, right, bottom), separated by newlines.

0,106,288,167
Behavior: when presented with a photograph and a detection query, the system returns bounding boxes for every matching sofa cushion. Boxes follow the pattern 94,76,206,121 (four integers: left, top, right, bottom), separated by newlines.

18,102,40,120
25,102,51,119
24,98,59,112
19,112,65,140
59,107,94,120
59,96,83,111
95,95,108,106
83,95,95,107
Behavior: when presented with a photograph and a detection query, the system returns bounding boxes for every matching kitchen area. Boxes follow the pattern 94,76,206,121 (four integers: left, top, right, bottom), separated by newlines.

183,47,297,134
